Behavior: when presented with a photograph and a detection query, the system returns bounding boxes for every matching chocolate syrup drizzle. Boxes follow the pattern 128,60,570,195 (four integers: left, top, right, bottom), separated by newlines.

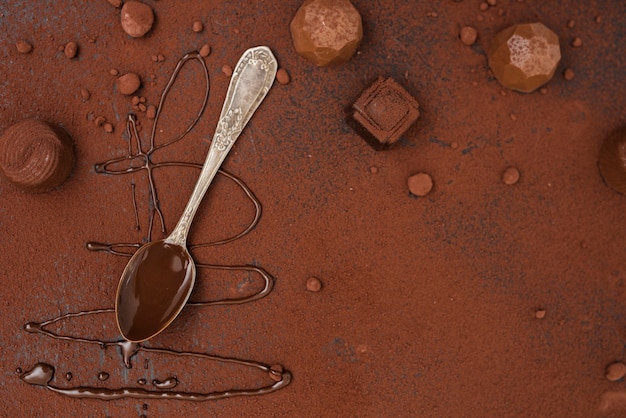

20,51,290,402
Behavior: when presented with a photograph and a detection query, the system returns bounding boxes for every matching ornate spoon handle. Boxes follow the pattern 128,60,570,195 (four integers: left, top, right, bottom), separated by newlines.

167,46,277,245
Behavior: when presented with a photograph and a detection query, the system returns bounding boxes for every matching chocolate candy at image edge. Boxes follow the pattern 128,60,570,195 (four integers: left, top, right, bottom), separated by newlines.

0,119,75,193
598,126,626,194
348,76,420,150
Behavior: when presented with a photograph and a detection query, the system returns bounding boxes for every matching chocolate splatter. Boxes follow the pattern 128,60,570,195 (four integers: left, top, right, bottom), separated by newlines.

20,51,290,401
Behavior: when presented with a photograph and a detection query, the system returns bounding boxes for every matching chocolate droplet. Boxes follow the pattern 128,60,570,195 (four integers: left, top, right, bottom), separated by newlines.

20,363,55,386
0,119,74,193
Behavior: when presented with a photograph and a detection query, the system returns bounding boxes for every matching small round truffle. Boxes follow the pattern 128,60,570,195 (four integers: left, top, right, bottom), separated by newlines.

192,21,203,33
306,277,322,292
0,119,75,193
290,0,363,67
606,362,626,382
598,126,626,195
534,309,546,319
502,167,520,185
16,40,33,54
64,41,78,59
222,64,233,77
408,173,433,197
563,68,575,81
460,26,478,45
80,89,90,101
117,72,141,95
146,105,157,120
120,1,154,38
276,68,291,85
488,22,561,93
199,44,211,57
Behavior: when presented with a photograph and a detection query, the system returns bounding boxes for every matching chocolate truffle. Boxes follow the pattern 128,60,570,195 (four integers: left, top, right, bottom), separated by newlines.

460,26,478,46
117,72,141,95
408,173,433,197
502,167,520,185
120,1,154,38
606,362,626,382
306,277,322,292
348,76,420,150
16,40,33,54
0,119,74,193
64,41,78,59
290,0,363,67
598,126,626,194
488,23,561,93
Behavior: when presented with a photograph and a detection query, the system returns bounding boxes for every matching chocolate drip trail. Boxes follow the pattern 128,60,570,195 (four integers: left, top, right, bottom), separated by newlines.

20,362,291,401
20,51,289,403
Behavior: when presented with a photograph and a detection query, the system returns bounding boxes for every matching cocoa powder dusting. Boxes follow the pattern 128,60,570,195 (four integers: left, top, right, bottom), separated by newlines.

1,1,626,417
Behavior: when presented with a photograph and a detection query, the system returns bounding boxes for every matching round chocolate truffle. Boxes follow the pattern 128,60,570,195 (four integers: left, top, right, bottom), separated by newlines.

0,119,74,193
117,72,141,95
598,126,626,194
488,23,561,93
606,362,626,382
120,1,154,38
408,173,433,197
290,0,363,67
502,167,520,185
460,26,478,46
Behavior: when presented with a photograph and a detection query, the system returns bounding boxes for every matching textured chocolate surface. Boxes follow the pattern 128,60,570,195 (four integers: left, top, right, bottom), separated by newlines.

488,22,561,93
290,0,362,66
1,1,626,416
0,119,74,193
349,76,420,150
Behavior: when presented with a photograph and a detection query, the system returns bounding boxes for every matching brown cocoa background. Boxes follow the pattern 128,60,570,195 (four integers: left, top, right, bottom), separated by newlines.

1,0,625,416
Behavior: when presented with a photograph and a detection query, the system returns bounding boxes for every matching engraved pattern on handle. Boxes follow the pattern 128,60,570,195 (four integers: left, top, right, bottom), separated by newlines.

166,46,277,246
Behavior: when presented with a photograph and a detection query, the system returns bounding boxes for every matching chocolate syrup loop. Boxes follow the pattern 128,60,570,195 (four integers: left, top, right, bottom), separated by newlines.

21,49,290,401
150,52,210,151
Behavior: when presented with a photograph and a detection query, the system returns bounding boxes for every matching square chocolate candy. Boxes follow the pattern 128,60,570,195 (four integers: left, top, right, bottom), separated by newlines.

349,76,420,150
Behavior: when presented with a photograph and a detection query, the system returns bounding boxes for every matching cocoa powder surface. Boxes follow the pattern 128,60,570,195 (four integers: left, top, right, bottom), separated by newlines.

0,1,625,416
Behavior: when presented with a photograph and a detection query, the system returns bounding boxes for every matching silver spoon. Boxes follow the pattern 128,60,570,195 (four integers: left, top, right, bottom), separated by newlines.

115,46,277,342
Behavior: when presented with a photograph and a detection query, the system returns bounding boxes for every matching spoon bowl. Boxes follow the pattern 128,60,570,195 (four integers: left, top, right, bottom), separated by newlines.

115,240,195,342
115,46,278,342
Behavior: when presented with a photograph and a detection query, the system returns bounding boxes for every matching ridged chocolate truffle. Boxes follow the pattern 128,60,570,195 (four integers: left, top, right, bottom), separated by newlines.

290,0,363,67
598,126,626,194
0,119,74,193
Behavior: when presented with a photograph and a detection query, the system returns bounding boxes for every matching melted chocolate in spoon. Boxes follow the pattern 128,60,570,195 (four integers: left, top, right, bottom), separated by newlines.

115,46,278,342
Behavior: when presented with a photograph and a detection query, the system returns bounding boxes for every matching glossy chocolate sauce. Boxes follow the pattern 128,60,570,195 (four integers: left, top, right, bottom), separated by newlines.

21,307,291,400
152,377,178,389
94,51,210,239
19,51,290,403
116,240,195,342
20,362,290,401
